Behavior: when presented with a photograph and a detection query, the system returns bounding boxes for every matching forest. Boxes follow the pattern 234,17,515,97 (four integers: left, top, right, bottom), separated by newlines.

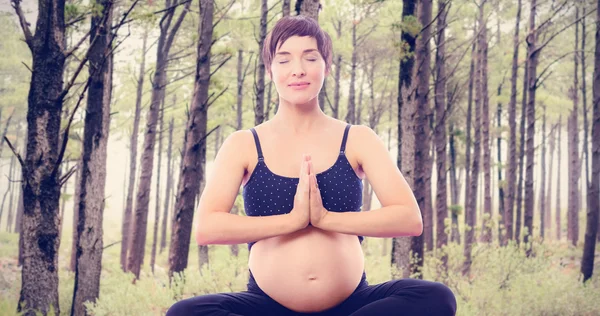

0,0,599,315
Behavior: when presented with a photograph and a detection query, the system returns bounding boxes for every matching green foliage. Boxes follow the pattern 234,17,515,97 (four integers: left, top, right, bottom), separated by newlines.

449,204,463,216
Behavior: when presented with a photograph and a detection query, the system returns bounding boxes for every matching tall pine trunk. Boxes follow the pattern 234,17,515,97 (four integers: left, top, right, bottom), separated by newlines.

464,22,476,246
557,117,562,240
346,18,357,124
71,1,113,313
516,57,528,244
160,117,174,253
255,0,267,125
568,8,581,247
546,124,556,239
392,0,417,280
434,0,449,257
581,0,599,281
127,0,191,279
504,0,521,245
150,99,165,273
524,0,538,254
169,0,215,277
449,123,460,243
481,20,492,243
14,0,66,313
412,0,432,277
464,4,483,275
539,106,547,238
121,31,147,271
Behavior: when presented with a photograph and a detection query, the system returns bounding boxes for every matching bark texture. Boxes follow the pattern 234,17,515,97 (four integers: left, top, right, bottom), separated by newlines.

71,0,113,313
168,0,215,276
15,0,65,313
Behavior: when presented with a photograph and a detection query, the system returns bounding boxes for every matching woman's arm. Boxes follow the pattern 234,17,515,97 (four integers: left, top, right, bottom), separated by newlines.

195,131,301,245
315,125,423,237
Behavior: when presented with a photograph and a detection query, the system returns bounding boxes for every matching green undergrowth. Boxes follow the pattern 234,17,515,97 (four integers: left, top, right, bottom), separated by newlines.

0,231,599,315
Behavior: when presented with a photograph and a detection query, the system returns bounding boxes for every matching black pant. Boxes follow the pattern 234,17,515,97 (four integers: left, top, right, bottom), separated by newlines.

166,277,457,316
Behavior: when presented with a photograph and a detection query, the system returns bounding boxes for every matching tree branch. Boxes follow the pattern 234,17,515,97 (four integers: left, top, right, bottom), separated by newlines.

209,55,233,78
3,136,25,170
533,7,594,55
10,0,33,50
64,28,92,59
207,86,229,108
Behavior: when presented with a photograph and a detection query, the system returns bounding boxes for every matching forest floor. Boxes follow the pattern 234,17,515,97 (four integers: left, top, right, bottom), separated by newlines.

0,230,600,315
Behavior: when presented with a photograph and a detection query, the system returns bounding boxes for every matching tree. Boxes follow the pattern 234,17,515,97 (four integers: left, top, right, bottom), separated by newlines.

121,30,148,271
464,0,484,275
71,0,114,314
481,11,492,243
254,0,267,125
580,0,600,283
169,0,221,277
392,0,417,279
524,0,539,254
434,0,450,261
127,0,192,279
9,0,67,312
412,0,432,277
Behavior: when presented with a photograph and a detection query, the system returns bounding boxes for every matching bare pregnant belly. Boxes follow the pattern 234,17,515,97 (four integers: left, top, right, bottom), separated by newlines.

248,226,365,313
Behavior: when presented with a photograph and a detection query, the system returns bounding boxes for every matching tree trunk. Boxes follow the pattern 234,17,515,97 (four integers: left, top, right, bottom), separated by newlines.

70,160,82,272
392,0,417,280
15,0,66,313
516,56,528,244
412,0,432,277
121,30,147,272
568,8,581,247
237,50,244,130
481,19,492,243
160,117,174,254
127,0,191,279
346,20,357,124
297,0,320,21
582,8,590,222
524,0,539,254
168,0,214,277
71,1,113,313
150,99,165,273
1,144,17,232
546,124,556,239
282,0,291,17
434,0,449,257
557,117,562,240
496,1,506,246
464,22,476,246
333,53,342,118
449,123,460,243
464,4,482,275
0,111,14,160
581,0,599,282
539,106,547,239
255,0,267,125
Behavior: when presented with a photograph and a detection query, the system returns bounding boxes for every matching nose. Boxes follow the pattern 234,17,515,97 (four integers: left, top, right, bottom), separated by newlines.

291,61,306,77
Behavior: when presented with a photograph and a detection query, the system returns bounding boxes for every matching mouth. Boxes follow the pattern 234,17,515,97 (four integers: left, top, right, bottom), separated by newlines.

289,82,310,90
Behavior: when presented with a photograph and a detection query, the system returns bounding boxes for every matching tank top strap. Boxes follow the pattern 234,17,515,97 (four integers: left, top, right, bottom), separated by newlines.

340,124,351,154
250,128,264,160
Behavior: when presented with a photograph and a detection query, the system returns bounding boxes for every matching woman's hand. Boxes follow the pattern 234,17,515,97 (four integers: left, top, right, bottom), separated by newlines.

307,159,329,228
290,154,311,230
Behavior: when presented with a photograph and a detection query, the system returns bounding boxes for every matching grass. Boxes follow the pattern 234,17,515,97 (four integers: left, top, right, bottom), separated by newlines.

0,225,599,315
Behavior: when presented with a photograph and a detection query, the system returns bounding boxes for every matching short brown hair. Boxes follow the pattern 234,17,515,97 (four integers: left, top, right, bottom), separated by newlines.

262,15,333,75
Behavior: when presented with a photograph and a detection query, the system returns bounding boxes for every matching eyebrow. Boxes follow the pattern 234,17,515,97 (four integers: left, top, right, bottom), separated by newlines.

275,49,319,56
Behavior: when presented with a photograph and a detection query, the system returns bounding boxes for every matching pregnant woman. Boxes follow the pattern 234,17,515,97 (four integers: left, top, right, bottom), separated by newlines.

166,15,456,316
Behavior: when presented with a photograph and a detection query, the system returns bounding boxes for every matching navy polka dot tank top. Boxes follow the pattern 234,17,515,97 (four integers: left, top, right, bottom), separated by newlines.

242,124,364,250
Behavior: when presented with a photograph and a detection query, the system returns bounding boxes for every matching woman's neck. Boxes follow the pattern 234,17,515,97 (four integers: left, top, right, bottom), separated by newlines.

270,98,328,135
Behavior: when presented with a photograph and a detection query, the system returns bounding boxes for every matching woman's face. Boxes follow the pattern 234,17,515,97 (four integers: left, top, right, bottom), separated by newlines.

269,36,328,106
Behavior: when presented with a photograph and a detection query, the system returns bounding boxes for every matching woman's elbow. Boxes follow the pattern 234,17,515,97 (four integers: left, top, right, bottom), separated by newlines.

412,210,423,236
